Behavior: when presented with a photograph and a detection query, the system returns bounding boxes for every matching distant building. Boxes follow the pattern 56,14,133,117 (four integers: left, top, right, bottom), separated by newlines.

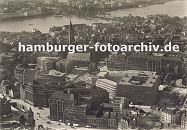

67,52,91,67
127,53,183,73
56,59,74,74
0,97,2,129
107,53,183,73
113,97,126,113
118,118,129,130
107,53,127,71
36,69,66,82
96,79,117,99
117,71,161,105
86,112,118,129
86,115,106,128
0,67,6,81
20,84,26,101
37,57,60,71
14,64,39,84
0,97,12,117
2,52,17,67
160,108,181,125
62,23,87,31
0,80,10,95
181,111,187,129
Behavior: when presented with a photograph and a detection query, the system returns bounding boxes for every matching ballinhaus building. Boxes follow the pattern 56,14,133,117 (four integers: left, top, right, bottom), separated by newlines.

116,70,161,105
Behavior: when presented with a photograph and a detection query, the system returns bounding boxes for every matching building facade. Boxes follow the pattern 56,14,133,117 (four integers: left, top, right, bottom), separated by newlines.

181,111,187,129
14,64,39,84
49,91,75,121
96,79,117,99
107,53,183,73
113,97,126,113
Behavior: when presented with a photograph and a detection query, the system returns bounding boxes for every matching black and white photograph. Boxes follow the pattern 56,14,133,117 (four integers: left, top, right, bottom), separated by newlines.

0,0,187,130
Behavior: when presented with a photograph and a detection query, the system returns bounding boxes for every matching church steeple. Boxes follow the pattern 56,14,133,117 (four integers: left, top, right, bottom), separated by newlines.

69,20,74,44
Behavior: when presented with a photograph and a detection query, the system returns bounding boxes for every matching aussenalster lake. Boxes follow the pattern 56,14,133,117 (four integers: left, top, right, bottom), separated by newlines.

0,0,186,33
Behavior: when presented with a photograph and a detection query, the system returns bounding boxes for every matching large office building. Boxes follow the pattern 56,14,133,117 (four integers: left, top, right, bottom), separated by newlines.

127,53,183,72
49,91,75,121
25,83,47,107
64,104,89,125
23,70,66,106
117,70,161,105
107,53,127,71
70,86,109,107
96,79,117,99
25,79,66,107
35,69,66,83
107,53,183,73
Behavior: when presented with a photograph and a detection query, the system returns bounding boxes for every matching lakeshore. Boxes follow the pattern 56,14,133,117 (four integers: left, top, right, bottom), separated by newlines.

0,0,186,33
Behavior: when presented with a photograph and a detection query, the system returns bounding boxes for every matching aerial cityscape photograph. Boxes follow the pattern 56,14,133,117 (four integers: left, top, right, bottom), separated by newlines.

0,0,187,130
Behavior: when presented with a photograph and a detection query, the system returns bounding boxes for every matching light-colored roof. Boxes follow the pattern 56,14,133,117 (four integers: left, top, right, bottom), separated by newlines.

118,70,158,87
48,69,66,77
97,79,117,86
67,52,91,62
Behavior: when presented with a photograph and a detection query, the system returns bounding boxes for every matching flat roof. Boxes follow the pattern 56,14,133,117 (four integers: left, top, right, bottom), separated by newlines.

109,70,157,77
51,91,74,101
97,79,117,86
118,71,158,87
67,52,91,62
128,54,183,62
49,69,66,77
37,57,60,60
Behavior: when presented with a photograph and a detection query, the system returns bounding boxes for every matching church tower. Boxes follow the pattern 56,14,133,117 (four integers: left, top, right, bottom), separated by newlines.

69,20,75,44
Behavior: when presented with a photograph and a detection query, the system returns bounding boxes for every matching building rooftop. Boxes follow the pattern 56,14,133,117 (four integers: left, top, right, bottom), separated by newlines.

49,69,66,77
128,53,183,62
97,79,117,86
102,103,114,108
51,91,74,101
67,52,91,62
16,64,38,70
118,70,159,87
37,57,60,61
